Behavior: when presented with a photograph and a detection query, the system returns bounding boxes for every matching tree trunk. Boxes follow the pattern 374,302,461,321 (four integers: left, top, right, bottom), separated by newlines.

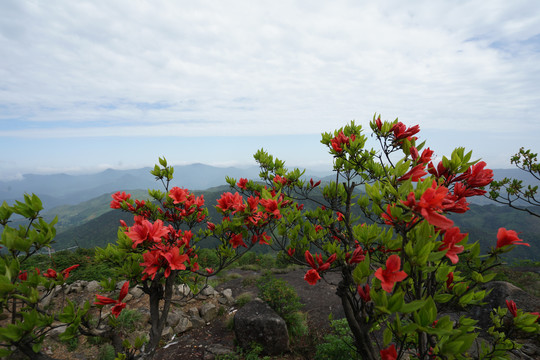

337,274,378,360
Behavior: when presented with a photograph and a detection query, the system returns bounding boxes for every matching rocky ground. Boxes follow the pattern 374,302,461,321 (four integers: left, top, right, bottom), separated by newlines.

10,266,540,360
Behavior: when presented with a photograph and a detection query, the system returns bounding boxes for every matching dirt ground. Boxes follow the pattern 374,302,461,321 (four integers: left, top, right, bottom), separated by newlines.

154,268,345,360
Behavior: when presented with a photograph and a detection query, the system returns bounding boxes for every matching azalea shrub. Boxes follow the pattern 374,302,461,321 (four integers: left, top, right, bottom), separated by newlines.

0,195,90,358
96,157,286,358
225,116,540,359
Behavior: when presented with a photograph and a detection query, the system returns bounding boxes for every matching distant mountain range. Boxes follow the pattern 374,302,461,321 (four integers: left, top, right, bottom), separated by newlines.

1,163,538,261
1,163,536,209
0,164,263,208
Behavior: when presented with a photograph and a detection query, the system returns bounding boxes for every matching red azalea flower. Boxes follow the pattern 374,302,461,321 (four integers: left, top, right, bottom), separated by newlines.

18,271,28,281
309,178,321,187
464,161,493,188
446,272,454,290
163,247,188,271
496,228,530,248
110,191,131,209
111,302,127,318
506,300,517,317
304,269,321,285
230,233,247,249
357,284,371,302
61,264,80,279
392,122,420,140
348,246,365,264
439,227,466,264
259,198,281,219
169,187,190,204
207,222,216,231
206,268,214,274
237,178,248,189
374,255,408,293
398,164,427,182
43,269,57,279
216,192,245,214
375,115,382,130
95,281,129,318
380,344,398,360
419,148,434,164
405,181,454,229
287,248,295,256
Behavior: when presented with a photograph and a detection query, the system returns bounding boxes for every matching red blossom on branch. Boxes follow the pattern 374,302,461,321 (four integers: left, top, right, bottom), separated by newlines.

392,122,420,141
496,228,530,249
237,178,248,189
95,281,129,318
357,284,371,302
374,255,408,293
506,299,517,317
304,269,321,285
438,227,466,264
380,344,398,360
110,191,131,209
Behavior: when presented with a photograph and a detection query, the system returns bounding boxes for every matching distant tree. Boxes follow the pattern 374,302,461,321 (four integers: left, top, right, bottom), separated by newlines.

488,147,540,218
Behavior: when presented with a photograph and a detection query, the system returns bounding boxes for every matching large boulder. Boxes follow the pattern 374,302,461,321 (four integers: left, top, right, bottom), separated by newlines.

234,298,289,355
470,281,540,328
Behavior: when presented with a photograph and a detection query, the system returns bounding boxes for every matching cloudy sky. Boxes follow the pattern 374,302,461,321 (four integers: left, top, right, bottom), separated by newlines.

1,0,539,180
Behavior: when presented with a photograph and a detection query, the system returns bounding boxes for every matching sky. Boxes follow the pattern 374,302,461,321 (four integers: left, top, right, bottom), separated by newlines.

1,0,539,180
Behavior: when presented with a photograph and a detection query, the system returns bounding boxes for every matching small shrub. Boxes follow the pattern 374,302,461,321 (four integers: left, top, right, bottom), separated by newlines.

235,292,253,308
315,318,358,360
98,344,116,360
256,274,307,337
116,309,143,333
241,274,260,286
62,336,79,352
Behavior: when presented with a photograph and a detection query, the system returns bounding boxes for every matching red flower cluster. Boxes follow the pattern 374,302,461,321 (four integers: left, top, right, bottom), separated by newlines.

43,264,80,280
303,250,336,285
95,281,129,318
392,122,420,141
331,131,356,153
110,191,131,209
402,180,454,230
374,255,408,293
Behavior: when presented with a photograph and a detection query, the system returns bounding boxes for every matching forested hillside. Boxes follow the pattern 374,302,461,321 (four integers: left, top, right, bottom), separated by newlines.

47,187,540,262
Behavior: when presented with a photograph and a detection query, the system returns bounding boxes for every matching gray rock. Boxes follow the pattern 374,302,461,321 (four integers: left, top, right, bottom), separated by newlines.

200,285,218,297
200,303,218,322
86,280,101,293
222,288,234,302
129,286,144,299
50,324,68,339
190,315,206,329
234,298,289,355
166,310,182,328
204,344,234,359
174,316,193,333
175,284,192,297
187,307,200,318
162,326,175,340
471,281,540,328
116,280,126,290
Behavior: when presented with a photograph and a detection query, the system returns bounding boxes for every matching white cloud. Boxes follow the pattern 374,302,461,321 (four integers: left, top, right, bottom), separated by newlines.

0,0,539,166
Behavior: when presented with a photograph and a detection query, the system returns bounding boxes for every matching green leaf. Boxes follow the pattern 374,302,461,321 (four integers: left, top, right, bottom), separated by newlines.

383,326,393,346
434,293,453,303
400,300,426,313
